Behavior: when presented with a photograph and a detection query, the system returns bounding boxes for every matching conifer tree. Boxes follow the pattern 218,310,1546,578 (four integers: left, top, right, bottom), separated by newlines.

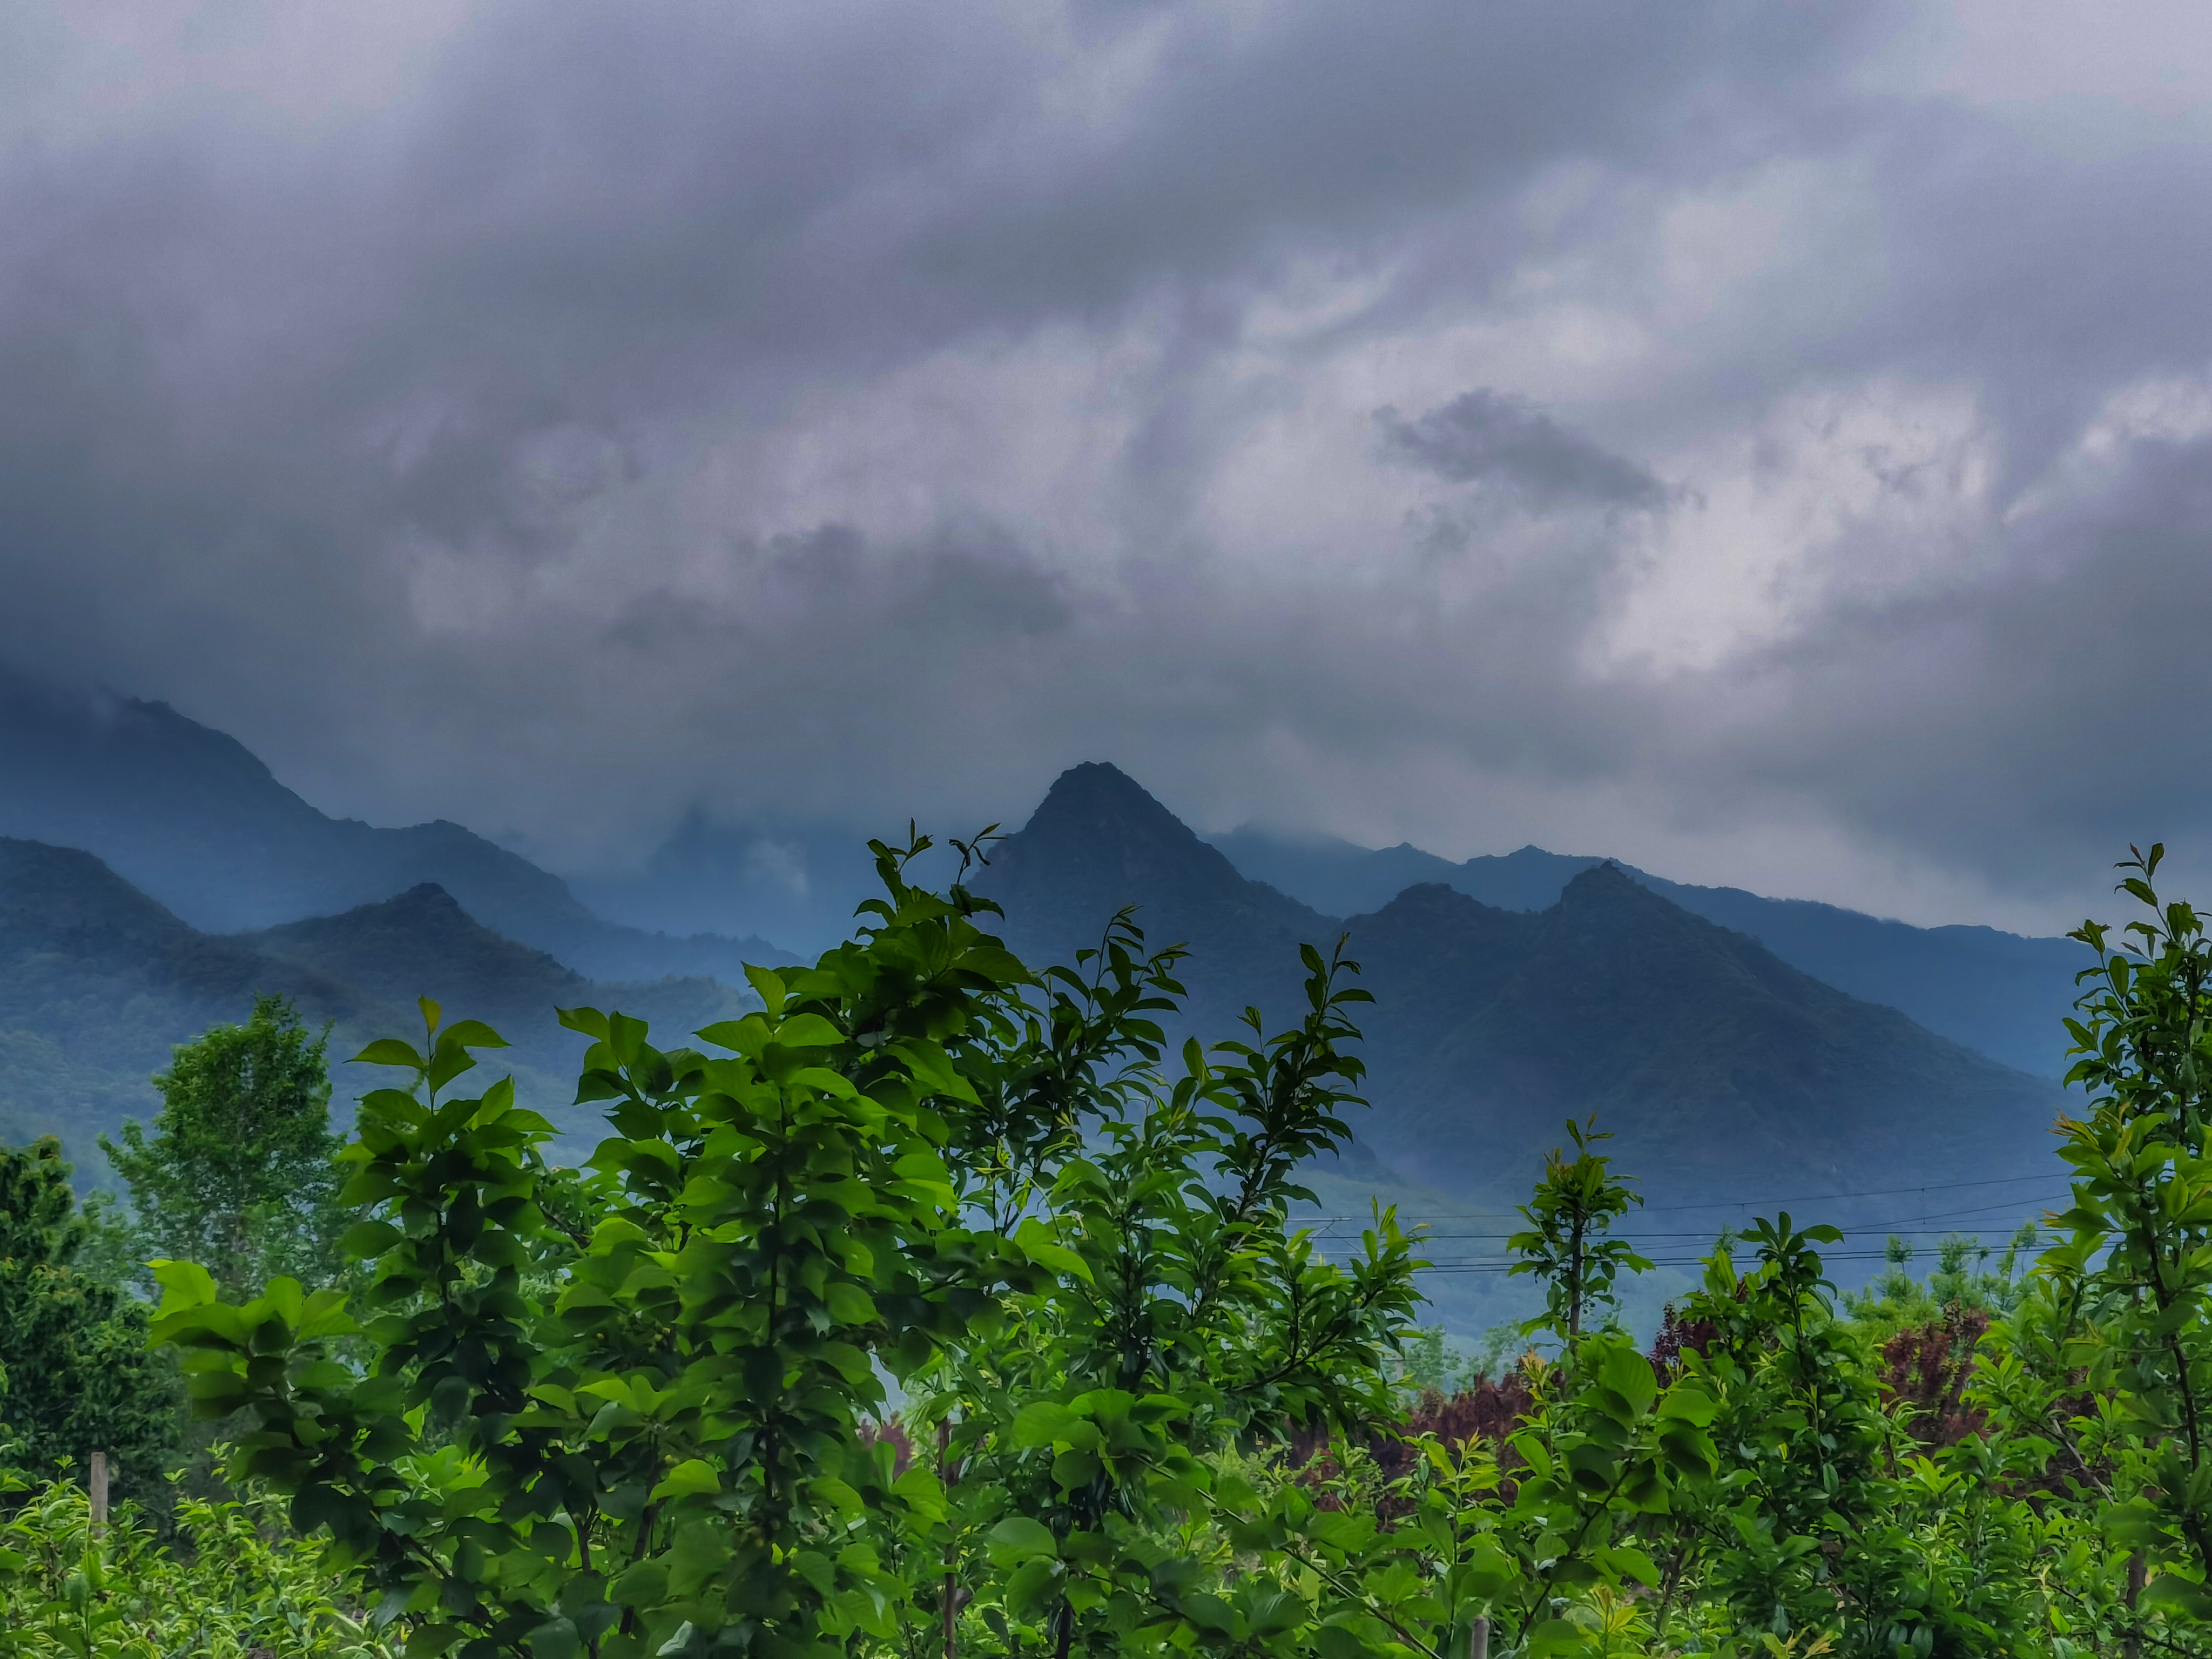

0,1136,179,1501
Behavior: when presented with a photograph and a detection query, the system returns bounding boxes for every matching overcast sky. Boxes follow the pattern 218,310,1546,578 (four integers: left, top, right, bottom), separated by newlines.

5,0,2212,932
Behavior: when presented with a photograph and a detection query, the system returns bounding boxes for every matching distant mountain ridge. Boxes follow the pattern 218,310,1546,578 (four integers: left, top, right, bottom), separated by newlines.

0,838,746,1162
0,667,797,979
0,649,2081,1205
1213,826,2085,1077
0,662,2078,1077
977,761,1328,1025
1348,871,2056,1209
981,766,2063,1215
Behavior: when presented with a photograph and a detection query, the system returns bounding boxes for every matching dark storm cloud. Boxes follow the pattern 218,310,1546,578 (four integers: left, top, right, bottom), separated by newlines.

1376,391,1666,509
4,0,2212,926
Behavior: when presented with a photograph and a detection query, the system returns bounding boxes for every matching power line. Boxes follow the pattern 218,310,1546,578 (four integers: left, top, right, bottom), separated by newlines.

1407,1256,2044,1283
1391,1197,2061,1239
1292,1169,2070,1225
1298,1194,2066,1244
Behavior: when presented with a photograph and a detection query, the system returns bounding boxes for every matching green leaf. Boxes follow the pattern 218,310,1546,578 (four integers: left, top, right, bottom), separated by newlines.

986,1516,1059,1566
2144,1575,2212,1620
1597,1339,1657,1418
772,1012,846,1047
341,1219,404,1259
350,1038,426,1069
1014,1217,1094,1283
557,1006,610,1040
650,1459,721,1501
1013,1401,1080,1447
1525,1617,1587,1657
744,964,787,1015
150,1258,218,1314
824,1281,877,1326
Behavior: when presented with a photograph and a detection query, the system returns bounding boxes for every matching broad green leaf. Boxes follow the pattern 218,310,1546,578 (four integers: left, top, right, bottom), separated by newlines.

650,1459,721,1501
350,1038,426,1069
986,1517,1058,1566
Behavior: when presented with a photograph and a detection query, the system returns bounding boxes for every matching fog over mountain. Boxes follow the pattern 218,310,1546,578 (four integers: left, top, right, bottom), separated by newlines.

0,692,2072,1325
5,3,2212,932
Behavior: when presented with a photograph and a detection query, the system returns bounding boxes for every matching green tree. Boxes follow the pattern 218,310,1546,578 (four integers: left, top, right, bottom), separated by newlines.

0,1137,180,1505
915,930,1424,1656
2001,842,2212,1634
100,994,347,1300
1508,1118,1650,1341
146,838,1421,1659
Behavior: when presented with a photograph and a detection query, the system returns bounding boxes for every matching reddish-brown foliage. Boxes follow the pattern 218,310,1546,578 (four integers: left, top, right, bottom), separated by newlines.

1880,1305,1990,1449
1651,1302,1718,1377
1286,1369,1537,1513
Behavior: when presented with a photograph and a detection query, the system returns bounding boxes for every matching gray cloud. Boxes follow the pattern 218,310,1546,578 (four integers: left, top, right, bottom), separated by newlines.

1376,391,1667,509
5,0,2212,930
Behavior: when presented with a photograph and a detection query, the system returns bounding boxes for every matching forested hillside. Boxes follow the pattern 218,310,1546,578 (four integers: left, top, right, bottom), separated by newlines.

3,830,2195,1659
982,765,2062,1218
0,839,744,1161
0,667,794,980
1217,825,2083,1076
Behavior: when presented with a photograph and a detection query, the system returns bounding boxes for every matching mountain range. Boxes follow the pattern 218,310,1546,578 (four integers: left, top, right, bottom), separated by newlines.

0,671,2079,1295
0,837,741,1159
0,666,794,982
975,764,2064,1219
1213,828,2084,1079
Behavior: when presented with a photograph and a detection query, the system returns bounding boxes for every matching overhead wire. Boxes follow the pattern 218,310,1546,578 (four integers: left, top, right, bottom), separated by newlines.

1289,1168,2069,1225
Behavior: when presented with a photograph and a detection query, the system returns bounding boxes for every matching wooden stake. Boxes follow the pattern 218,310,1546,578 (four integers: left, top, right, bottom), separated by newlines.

940,1419,957,1659
1468,1614,1489,1659
87,1451,109,1539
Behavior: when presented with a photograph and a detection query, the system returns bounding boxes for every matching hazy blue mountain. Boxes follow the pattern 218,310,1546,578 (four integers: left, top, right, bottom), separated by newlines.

973,764,1394,1179
981,766,2064,1216
1347,873,2060,1216
571,811,896,957
978,763,1328,1020
1213,825,2085,1076
240,884,748,1147
0,666,798,978
0,837,396,1156
0,839,748,1166
1210,829,1591,916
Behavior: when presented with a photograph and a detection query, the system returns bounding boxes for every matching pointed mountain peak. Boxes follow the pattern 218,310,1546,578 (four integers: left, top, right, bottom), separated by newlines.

245,883,584,1021
995,763,1223,890
260,881,523,953
1027,763,1198,843
978,764,1334,969
1373,880,1481,918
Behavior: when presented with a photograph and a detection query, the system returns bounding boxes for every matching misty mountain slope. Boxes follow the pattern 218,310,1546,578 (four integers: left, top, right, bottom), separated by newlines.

1347,870,2062,1210
0,666,799,979
0,838,395,1152
1216,824,2084,1076
974,767,2065,1215
242,885,749,1091
976,763,1336,1030
244,884,592,1035
1212,830,1590,917
0,842,747,1165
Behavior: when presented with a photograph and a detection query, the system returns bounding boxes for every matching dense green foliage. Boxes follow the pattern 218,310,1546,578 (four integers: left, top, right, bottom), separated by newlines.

0,1474,394,1658
16,837,2212,1656
99,994,348,1300
0,1138,180,1506
1507,1120,1650,1341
